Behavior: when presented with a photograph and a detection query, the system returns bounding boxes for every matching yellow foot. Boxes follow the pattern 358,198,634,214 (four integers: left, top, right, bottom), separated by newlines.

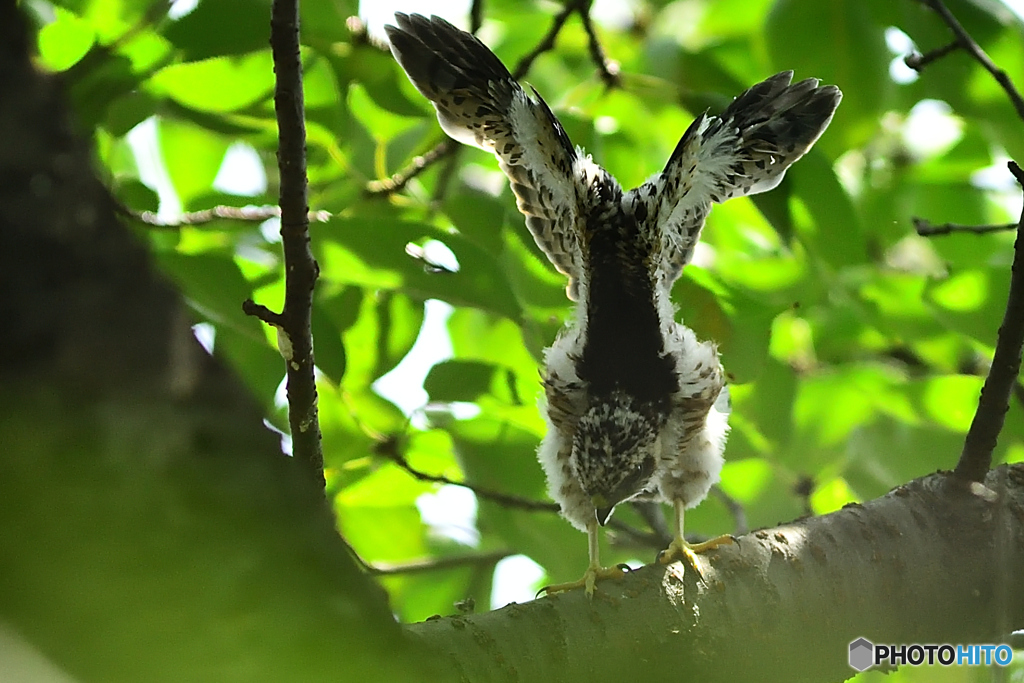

540,564,629,598
659,534,735,582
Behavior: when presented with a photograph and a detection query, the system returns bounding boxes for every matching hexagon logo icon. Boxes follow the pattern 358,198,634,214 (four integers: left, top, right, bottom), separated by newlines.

849,638,874,672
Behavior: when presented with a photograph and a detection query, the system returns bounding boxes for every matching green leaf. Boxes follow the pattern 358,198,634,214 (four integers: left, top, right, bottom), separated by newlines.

320,216,522,320
311,301,347,385
148,51,275,113
157,118,230,207
424,360,499,403
155,251,283,404
37,7,95,71
766,0,893,151
164,0,273,60
115,178,159,213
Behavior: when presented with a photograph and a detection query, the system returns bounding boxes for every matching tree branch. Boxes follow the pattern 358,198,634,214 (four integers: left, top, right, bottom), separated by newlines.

375,434,664,548
345,15,391,52
249,0,324,487
913,217,1017,236
904,40,959,71
368,550,511,577
133,205,332,228
955,161,1024,481
510,2,578,80
710,484,748,535
0,3,413,676
364,139,457,197
577,0,620,88
915,0,1024,122
904,0,1024,482
407,466,1024,683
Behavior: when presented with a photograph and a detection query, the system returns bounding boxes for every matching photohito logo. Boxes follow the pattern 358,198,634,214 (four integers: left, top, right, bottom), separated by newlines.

848,638,1013,672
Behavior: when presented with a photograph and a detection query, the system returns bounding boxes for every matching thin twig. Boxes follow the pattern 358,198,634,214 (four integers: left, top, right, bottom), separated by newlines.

626,502,672,548
913,217,1017,237
368,550,511,576
375,433,663,547
955,161,1024,482
375,436,559,512
133,205,333,228
904,40,960,71
346,15,390,52
251,0,324,488
577,0,620,88
710,484,748,536
918,0,1024,122
510,1,578,80
793,475,814,517
364,139,457,197
241,299,284,327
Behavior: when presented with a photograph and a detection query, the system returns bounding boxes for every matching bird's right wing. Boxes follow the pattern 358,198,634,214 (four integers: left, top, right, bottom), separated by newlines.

386,13,586,299
631,72,842,289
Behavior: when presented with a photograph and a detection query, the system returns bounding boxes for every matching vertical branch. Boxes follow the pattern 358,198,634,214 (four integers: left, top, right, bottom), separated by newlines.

245,0,324,488
955,161,1024,482
470,0,484,33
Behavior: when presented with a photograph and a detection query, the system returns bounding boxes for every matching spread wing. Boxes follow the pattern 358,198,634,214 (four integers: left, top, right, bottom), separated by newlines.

385,13,585,299
629,71,842,289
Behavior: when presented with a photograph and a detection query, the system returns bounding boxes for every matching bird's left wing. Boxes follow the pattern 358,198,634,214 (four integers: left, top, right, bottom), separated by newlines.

630,72,842,289
386,13,585,299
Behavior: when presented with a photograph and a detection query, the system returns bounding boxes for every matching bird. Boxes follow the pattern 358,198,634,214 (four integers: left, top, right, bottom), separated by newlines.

385,13,841,596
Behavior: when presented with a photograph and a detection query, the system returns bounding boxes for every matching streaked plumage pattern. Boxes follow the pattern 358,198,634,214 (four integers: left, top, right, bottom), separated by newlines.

386,13,841,593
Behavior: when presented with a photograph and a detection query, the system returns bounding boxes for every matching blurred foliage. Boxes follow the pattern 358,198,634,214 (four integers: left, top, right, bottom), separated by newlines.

24,0,1024,674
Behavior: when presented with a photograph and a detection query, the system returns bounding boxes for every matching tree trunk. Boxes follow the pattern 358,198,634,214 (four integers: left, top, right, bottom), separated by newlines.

0,6,430,682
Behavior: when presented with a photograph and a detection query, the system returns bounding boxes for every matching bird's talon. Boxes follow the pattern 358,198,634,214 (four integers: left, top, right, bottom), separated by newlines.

540,564,628,598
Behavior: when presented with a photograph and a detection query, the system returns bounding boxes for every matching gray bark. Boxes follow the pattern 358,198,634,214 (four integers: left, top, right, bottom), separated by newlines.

408,467,1024,682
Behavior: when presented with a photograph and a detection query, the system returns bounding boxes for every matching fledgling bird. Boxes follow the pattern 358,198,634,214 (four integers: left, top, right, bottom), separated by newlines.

385,13,841,595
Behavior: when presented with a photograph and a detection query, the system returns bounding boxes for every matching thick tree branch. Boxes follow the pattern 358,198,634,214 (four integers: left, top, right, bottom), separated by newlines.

955,162,1024,481
406,466,1024,683
248,0,325,487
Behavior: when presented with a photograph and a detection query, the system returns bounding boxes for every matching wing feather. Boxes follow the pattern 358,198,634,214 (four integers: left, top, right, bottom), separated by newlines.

386,14,585,298
629,71,842,288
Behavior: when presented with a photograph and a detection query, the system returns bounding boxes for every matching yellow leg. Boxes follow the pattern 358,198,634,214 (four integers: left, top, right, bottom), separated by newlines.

659,499,734,581
541,520,627,597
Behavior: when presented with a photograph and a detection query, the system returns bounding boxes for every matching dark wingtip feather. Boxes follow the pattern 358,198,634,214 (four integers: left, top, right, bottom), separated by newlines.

385,12,515,101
